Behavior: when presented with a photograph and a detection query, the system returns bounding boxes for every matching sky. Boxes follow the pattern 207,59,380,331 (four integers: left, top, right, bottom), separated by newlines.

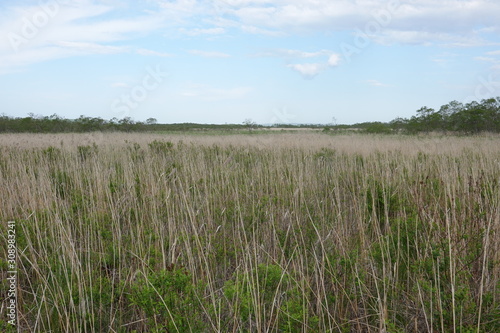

1,0,500,125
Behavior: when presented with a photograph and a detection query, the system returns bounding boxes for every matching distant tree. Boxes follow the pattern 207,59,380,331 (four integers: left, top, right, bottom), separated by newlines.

362,122,392,134
146,118,158,125
398,97,500,134
416,106,435,117
119,117,135,132
243,118,256,131
389,117,408,131
413,107,443,132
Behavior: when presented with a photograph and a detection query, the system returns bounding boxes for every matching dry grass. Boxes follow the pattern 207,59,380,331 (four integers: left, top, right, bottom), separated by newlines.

0,132,499,332
1,131,500,154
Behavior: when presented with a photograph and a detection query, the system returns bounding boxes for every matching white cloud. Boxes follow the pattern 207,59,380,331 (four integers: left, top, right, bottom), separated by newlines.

221,0,274,5
155,0,201,16
189,50,231,58
0,1,165,73
214,0,500,46
240,25,283,36
179,27,225,36
475,56,496,63
136,49,173,57
287,63,325,79
2,0,499,74
54,41,125,54
327,54,341,66
255,48,340,77
475,52,500,70
371,29,495,47
0,46,68,74
256,48,331,59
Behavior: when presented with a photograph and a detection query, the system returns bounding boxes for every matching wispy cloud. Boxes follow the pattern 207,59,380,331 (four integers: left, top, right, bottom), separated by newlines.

179,27,225,36
2,0,499,75
240,25,283,36
1,0,499,81
54,41,125,54
136,49,173,57
215,0,500,46
256,48,340,78
287,63,326,79
475,52,500,70
475,56,497,63
372,30,496,48
0,1,165,73
487,50,500,56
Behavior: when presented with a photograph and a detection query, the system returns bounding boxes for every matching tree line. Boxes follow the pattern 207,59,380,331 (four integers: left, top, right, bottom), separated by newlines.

0,114,258,133
1,97,500,134
346,97,500,134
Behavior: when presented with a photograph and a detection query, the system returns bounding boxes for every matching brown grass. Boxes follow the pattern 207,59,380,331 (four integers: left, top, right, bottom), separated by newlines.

0,132,499,332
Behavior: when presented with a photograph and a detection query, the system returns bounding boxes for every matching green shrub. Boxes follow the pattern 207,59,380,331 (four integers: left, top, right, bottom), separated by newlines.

128,266,207,332
148,140,173,155
77,144,98,161
224,264,310,332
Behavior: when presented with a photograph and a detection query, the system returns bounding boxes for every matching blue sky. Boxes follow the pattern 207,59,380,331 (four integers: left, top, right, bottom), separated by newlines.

1,0,500,124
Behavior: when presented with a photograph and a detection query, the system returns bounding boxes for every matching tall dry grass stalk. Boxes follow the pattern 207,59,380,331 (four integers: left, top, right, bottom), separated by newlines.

0,132,499,332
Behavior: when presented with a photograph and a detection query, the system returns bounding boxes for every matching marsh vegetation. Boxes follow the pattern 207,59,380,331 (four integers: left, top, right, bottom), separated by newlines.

1,132,499,332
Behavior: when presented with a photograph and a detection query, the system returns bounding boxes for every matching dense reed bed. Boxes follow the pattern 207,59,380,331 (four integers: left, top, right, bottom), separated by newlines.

1,133,499,332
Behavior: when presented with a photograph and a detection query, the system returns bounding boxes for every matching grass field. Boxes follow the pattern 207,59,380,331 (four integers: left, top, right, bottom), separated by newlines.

1,132,499,332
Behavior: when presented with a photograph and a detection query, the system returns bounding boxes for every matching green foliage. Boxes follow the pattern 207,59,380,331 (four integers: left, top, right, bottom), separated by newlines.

42,146,62,161
362,122,392,134
77,144,98,161
224,264,310,332
0,114,263,133
49,169,72,199
127,142,144,162
313,147,337,161
0,320,17,333
1,96,500,134
2,135,500,332
148,140,174,155
403,97,500,134
128,266,207,332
